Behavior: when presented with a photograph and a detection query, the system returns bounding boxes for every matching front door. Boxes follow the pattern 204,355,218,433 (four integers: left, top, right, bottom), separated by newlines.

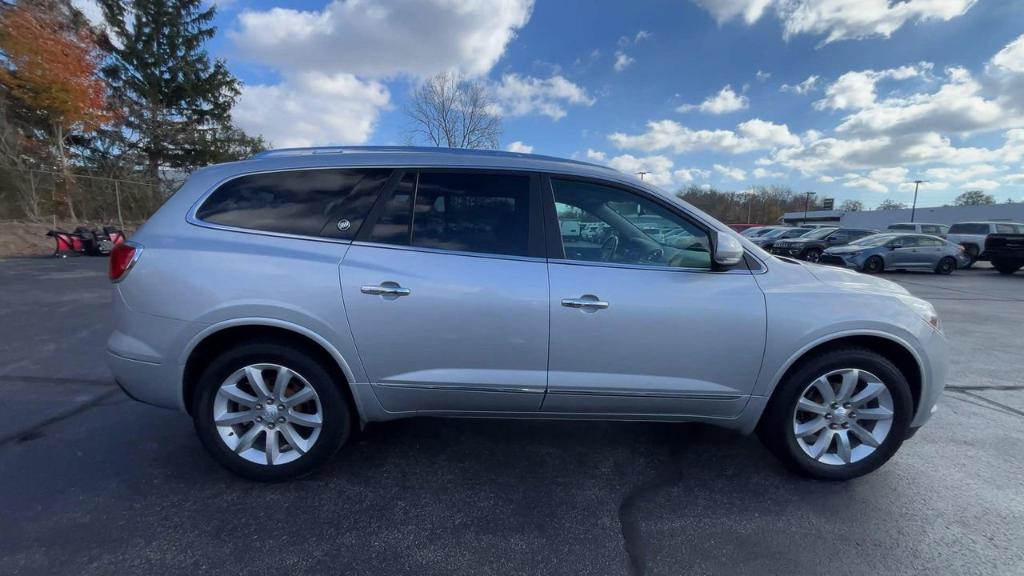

542,177,767,417
341,170,549,414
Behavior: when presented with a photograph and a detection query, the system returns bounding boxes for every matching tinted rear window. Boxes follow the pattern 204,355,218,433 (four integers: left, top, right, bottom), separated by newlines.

368,171,532,257
888,224,915,231
196,169,391,238
949,223,989,234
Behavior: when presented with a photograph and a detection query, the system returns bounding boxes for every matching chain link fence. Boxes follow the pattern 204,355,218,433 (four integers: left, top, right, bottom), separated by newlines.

0,165,170,229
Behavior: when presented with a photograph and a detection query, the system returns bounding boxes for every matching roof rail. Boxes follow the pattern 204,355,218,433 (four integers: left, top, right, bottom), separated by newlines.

249,146,609,170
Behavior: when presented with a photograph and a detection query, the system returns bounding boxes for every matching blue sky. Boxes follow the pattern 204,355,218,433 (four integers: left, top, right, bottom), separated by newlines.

83,0,1024,208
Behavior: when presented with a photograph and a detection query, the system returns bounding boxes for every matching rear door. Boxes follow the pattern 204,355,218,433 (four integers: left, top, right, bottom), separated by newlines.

542,176,766,417
340,170,550,414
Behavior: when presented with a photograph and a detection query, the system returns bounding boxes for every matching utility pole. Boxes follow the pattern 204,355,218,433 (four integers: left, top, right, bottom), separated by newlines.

803,191,816,225
636,171,649,181
909,180,927,222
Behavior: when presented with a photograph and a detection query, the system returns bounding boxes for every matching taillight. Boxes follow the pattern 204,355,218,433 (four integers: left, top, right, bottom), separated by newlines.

109,241,141,282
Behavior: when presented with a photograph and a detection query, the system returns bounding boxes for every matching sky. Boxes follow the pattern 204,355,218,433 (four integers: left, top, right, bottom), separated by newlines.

77,0,1024,208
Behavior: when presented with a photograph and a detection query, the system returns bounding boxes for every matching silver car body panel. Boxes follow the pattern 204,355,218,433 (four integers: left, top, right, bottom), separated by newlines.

108,148,947,434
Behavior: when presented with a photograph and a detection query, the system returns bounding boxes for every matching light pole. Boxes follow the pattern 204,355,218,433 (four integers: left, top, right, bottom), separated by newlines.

803,191,816,225
636,171,649,181
909,180,927,222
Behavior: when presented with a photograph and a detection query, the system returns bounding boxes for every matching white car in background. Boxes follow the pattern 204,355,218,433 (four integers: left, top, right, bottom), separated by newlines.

946,221,1024,267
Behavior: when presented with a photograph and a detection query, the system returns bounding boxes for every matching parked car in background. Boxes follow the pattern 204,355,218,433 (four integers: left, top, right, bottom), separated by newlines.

770,227,871,262
946,221,1024,267
742,225,782,238
729,223,761,233
821,233,968,275
886,223,949,237
108,147,947,482
751,227,813,250
984,232,1024,275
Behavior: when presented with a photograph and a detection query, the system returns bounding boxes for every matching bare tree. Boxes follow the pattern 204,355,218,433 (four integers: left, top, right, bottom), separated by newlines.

405,72,501,149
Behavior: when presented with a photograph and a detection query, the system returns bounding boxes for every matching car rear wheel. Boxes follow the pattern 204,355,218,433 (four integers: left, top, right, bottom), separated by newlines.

193,341,350,481
934,256,956,275
862,256,884,274
757,347,912,481
803,248,822,263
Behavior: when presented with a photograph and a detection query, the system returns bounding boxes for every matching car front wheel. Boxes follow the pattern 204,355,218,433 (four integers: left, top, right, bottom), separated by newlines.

757,347,913,481
862,255,884,274
193,341,351,481
934,256,956,275
803,248,822,263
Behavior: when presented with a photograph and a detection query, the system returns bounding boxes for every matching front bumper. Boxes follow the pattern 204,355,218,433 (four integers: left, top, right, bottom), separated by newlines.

770,245,805,257
819,253,866,269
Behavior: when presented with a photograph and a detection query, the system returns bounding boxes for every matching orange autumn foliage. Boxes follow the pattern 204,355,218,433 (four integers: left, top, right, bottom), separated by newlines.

0,3,111,131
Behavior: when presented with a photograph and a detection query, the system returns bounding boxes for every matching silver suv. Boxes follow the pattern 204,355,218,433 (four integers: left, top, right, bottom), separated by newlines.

108,147,947,482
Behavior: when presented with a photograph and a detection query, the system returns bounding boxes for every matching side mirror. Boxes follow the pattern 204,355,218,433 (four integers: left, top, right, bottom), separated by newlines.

713,231,744,269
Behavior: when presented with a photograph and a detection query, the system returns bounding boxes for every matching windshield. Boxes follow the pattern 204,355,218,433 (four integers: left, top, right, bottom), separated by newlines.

850,234,895,247
802,227,837,240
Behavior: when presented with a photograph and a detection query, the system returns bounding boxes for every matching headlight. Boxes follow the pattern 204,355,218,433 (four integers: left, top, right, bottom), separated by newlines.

899,296,941,332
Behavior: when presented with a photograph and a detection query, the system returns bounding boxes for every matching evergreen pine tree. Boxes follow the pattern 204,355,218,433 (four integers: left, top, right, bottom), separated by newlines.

98,0,261,179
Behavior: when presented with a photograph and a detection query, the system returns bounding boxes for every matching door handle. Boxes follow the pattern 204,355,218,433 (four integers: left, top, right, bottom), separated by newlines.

361,284,411,297
561,296,609,310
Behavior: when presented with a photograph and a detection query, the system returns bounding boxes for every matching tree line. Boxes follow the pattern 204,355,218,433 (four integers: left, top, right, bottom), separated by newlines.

0,0,265,222
676,185,1003,224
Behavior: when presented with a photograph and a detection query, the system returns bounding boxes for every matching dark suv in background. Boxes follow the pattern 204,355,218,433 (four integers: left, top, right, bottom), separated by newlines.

771,228,877,262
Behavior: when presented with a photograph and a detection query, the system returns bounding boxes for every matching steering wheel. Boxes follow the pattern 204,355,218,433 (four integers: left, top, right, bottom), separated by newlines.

600,235,619,262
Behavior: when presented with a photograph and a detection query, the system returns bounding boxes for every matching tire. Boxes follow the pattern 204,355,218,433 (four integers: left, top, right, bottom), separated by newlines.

193,341,351,481
862,256,884,274
934,256,956,275
992,259,1022,275
802,248,822,263
757,347,913,481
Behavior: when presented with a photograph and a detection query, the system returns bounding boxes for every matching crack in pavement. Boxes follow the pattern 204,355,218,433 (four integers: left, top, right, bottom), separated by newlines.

945,389,1024,419
947,385,1024,392
617,427,693,576
0,374,114,387
0,389,121,446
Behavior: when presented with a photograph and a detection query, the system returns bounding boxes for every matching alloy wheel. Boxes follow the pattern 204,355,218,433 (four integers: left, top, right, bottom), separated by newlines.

792,368,894,466
212,363,323,465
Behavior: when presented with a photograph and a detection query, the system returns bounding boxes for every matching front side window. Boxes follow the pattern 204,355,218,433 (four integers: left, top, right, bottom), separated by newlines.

550,179,711,269
891,236,919,248
921,225,941,234
367,171,532,257
196,169,391,238
888,224,915,231
949,223,989,234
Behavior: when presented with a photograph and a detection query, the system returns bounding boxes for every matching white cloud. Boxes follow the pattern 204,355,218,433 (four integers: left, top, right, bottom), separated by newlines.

693,0,773,25
756,70,772,82
614,51,635,72
585,151,708,187
1003,173,1024,185
232,0,533,78
780,75,819,95
678,85,749,114
492,74,595,120
609,118,799,154
234,73,389,147
924,164,1002,182
506,141,534,153
814,64,927,111
841,173,888,193
868,166,908,184
714,164,747,181
897,180,949,191
961,179,1000,190
634,30,652,42
991,35,1024,74
753,167,784,179
675,167,712,182
692,0,978,45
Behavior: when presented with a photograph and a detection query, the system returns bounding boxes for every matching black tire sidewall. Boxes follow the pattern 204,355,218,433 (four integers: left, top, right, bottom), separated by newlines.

935,257,955,275
863,256,883,273
193,342,350,481
759,348,913,481
804,248,822,262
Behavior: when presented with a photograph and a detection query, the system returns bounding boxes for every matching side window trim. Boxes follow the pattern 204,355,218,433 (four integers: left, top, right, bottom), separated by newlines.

357,168,547,260
539,173,749,272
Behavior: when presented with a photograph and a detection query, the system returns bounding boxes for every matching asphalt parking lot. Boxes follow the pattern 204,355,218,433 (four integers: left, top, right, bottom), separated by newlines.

1,257,1022,576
